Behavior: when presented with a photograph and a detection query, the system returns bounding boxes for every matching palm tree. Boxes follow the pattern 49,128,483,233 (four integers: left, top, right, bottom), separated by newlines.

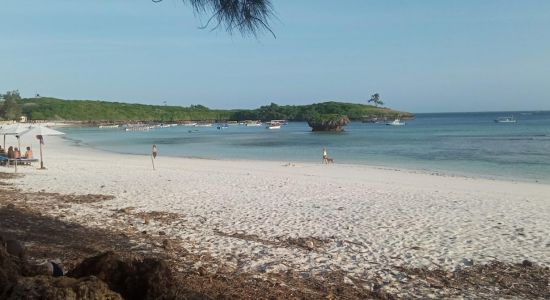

368,93,384,107
152,0,275,37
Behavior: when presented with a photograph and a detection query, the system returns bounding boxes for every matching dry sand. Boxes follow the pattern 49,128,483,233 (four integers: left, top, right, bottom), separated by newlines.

4,134,550,289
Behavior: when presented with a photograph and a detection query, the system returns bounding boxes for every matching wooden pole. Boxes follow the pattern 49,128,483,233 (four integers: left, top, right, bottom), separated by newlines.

14,137,19,173
39,140,45,169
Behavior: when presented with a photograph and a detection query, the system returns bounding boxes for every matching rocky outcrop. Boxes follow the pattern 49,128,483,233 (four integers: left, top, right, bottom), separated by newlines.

307,114,350,132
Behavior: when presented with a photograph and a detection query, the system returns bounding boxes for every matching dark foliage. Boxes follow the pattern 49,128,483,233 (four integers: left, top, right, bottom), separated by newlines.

153,0,276,37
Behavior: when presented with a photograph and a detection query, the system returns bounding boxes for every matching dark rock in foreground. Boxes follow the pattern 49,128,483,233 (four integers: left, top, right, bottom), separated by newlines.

68,251,180,300
8,276,122,300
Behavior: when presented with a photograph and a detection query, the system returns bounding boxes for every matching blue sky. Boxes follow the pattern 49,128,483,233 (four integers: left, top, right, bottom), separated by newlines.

1,0,549,112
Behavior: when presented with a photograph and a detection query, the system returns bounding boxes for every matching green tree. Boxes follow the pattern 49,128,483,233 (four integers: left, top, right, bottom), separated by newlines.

0,90,22,120
368,93,384,107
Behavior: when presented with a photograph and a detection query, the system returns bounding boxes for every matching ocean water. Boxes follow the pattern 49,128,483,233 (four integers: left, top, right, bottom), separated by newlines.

62,111,550,183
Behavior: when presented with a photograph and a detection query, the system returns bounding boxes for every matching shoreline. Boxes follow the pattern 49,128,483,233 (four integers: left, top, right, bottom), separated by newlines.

2,135,550,296
59,134,549,186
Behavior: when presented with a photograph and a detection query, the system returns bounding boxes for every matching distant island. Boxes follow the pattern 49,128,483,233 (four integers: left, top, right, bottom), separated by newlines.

7,97,413,124
1,91,414,132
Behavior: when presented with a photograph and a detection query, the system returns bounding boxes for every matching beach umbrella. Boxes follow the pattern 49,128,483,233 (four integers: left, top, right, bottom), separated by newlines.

0,124,30,149
21,125,65,170
0,124,31,173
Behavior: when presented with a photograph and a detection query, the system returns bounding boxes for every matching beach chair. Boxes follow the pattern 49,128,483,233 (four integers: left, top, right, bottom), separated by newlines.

0,156,7,166
17,158,39,166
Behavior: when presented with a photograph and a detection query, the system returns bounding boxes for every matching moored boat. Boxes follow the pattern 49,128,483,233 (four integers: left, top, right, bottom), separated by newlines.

98,124,119,129
494,116,517,123
386,119,405,126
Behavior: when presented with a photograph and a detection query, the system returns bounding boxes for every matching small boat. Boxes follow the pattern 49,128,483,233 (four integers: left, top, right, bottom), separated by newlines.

245,122,262,127
270,119,288,125
494,116,517,123
361,117,379,123
194,123,213,127
216,124,229,130
125,126,151,132
386,119,405,126
267,125,281,129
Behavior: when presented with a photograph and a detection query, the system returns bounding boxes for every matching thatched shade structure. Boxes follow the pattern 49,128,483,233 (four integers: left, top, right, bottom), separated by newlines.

307,114,350,132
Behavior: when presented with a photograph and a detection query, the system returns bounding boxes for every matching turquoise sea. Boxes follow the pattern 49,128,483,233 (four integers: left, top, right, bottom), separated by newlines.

62,111,550,183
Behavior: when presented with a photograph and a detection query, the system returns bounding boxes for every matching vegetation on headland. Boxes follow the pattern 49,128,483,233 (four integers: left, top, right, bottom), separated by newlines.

1,91,413,123
16,97,233,122
232,101,412,122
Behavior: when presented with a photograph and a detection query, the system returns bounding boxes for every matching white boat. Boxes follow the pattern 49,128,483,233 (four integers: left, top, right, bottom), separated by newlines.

194,123,213,127
245,122,262,127
181,122,197,127
125,126,151,132
386,119,405,126
270,119,288,125
267,125,281,129
495,116,517,123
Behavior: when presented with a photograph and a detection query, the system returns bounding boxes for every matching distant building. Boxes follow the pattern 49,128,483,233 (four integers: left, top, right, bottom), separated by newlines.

20,116,28,123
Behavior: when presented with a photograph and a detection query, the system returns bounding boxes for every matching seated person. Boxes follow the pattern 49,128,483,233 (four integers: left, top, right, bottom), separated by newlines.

24,147,33,159
14,147,21,159
7,146,14,159
0,146,5,156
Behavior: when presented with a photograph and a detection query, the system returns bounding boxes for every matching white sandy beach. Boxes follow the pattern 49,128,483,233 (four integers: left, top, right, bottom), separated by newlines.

4,134,550,284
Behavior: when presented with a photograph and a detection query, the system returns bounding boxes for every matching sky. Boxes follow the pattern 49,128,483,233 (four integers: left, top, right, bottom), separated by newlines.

1,0,549,113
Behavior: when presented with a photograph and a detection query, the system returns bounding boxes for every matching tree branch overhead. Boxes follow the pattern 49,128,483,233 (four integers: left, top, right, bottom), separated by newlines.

153,0,276,38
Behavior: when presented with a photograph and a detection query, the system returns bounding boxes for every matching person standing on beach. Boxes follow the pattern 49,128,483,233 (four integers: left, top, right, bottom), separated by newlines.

322,147,328,164
152,144,158,159
151,144,158,170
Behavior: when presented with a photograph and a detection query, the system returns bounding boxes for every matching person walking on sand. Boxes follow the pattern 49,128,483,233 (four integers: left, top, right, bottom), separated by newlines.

322,147,328,164
151,144,158,170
